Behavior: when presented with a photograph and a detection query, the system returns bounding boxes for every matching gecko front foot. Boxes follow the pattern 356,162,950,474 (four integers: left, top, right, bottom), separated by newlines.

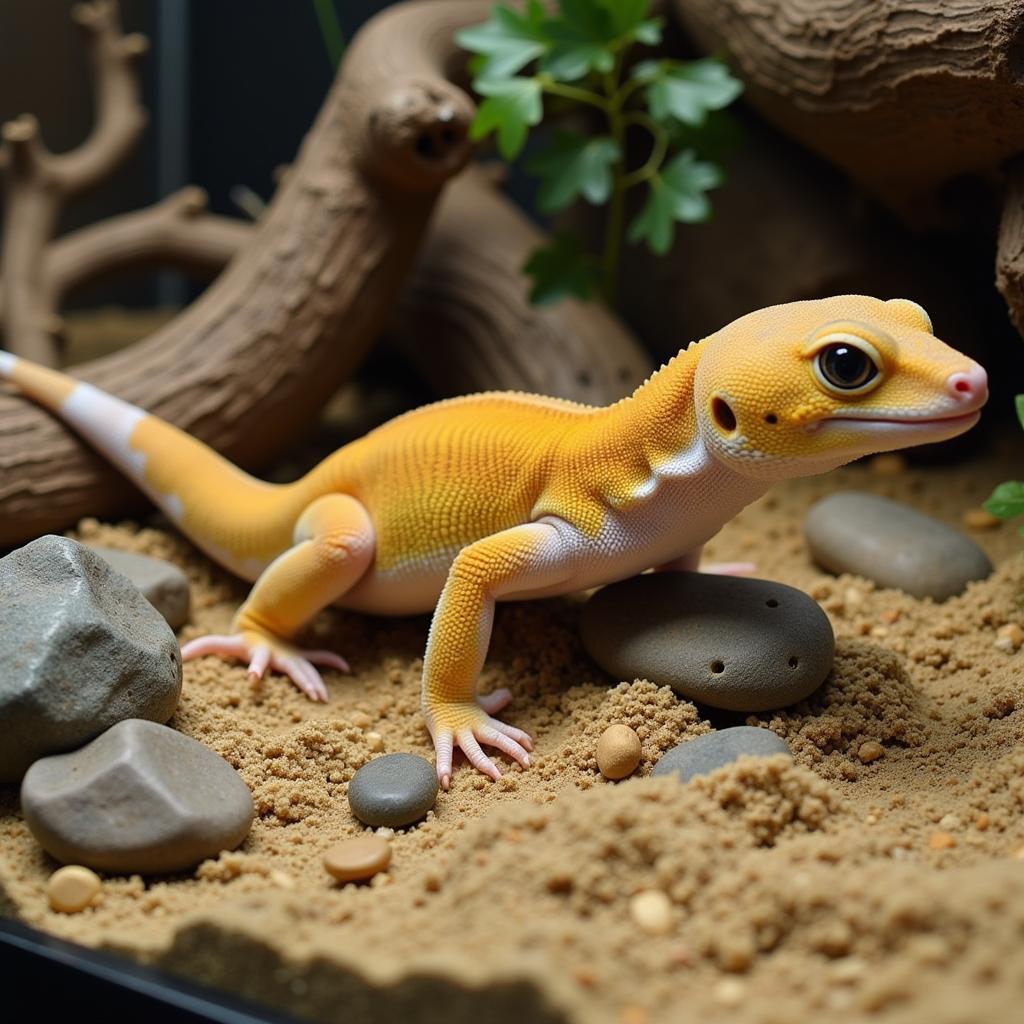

424,688,533,789
181,632,349,702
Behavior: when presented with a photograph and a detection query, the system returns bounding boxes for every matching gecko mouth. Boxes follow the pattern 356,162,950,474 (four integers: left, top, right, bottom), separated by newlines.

814,409,981,440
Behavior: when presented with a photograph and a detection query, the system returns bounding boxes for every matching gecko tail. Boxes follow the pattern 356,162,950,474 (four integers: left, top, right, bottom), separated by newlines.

0,350,295,577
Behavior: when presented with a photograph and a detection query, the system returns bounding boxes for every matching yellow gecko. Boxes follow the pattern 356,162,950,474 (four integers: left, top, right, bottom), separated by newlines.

0,296,987,787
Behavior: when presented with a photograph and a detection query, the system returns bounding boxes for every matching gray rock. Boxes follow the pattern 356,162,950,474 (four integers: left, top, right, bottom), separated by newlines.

580,572,834,712
804,491,992,600
348,753,438,828
88,547,191,630
652,727,792,782
21,719,254,874
0,536,182,782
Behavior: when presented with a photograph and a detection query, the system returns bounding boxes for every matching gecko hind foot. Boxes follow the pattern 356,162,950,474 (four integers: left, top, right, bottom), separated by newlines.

181,633,349,703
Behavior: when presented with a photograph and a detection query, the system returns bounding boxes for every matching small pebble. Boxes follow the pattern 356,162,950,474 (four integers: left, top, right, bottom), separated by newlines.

350,710,372,729
323,836,392,883
652,727,792,783
975,813,990,832
629,890,673,935
938,813,961,831
713,978,747,1007
88,547,191,630
929,831,956,851
47,865,101,913
962,507,1002,530
869,453,907,477
805,491,993,601
995,623,1023,653
596,724,642,780
858,741,885,764
269,870,296,889
347,753,438,828
365,732,385,752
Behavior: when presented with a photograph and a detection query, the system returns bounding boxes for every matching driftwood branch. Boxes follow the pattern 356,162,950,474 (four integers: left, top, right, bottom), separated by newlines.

0,0,148,365
669,0,1024,223
996,158,1024,338
0,0,482,548
390,165,651,403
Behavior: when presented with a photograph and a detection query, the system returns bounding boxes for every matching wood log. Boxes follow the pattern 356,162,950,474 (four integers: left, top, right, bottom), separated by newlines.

0,0,485,548
389,165,652,403
669,0,1024,222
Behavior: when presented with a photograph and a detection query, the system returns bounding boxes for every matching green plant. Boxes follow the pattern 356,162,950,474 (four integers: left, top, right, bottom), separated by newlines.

985,395,1024,535
457,0,742,305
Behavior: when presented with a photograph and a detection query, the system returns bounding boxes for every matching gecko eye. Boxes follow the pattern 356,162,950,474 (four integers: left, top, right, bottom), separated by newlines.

814,340,880,395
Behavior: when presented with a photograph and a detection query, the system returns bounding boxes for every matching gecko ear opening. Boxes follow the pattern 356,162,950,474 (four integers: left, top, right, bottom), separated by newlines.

711,395,737,434
887,298,933,333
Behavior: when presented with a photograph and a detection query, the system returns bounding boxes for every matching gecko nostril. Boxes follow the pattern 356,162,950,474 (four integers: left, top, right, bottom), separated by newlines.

954,379,971,394
945,366,988,402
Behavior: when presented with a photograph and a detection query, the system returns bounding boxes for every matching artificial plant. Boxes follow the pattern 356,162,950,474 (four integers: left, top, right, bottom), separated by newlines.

457,0,742,304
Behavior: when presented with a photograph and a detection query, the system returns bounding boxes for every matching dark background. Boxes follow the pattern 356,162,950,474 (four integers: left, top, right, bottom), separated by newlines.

0,1,393,308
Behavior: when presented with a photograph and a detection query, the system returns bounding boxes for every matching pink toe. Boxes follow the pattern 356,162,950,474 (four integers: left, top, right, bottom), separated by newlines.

477,688,513,715
304,649,350,673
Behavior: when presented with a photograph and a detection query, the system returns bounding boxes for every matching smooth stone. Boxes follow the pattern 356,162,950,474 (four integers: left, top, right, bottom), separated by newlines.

88,547,191,630
0,536,182,782
652,727,792,782
21,719,254,874
580,572,834,712
804,491,993,600
347,753,438,828
323,836,392,883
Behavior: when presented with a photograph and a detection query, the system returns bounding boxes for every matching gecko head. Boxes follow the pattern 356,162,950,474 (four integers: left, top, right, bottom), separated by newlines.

693,295,987,480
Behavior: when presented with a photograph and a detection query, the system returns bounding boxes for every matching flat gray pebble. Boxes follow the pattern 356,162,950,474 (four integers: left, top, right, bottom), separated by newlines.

0,536,182,782
88,547,191,630
21,719,254,874
580,572,834,712
348,753,438,828
652,727,792,782
804,491,992,600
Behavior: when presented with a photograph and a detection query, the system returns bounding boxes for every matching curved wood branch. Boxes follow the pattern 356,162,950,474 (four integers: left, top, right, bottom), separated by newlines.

0,0,485,548
0,1,148,365
669,0,1024,221
45,188,252,307
996,158,1024,338
390,165,651,401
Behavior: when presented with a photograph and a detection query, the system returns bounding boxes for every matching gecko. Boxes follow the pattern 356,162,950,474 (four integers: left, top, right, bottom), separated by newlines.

0,296,987,788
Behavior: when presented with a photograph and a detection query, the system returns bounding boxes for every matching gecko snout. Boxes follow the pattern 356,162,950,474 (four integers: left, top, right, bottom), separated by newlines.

944,364,988,408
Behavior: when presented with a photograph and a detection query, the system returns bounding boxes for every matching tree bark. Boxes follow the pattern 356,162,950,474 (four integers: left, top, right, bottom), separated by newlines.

669,0,1024,222
0,0,484,548
390,165,652,403
996,158,1024,338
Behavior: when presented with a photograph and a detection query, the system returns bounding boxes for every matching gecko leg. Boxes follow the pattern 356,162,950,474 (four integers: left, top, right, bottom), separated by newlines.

182,494,374,701
422,518,581,788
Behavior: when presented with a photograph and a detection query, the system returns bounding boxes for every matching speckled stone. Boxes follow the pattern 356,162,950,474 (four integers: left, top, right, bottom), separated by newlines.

347,753,438,828
580,572,834,712
21,719,254,874
0,536,182,782
652,727,792,782
88,547,191,630
804,491,993,600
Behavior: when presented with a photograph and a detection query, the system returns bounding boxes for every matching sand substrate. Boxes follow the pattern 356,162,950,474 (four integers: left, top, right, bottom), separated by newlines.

2,442,1024,1024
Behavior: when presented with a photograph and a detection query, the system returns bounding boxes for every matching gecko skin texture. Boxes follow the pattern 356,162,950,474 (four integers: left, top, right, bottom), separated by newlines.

1,296,988,787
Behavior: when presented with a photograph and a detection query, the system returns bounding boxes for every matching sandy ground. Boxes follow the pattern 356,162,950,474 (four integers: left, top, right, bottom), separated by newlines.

2,377,1024,1022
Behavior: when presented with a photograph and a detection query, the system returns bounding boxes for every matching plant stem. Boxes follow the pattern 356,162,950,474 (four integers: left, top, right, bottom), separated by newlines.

312,0,346,70
539,77,610,113
621,112,668,189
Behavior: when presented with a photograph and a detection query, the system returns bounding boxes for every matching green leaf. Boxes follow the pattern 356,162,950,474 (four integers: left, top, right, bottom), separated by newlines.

470,77,543,159
539,0,617,81
984,481,1024,520
456,1,549,81
604,0,651,36
523,234,601,305
527,132,620,212
628,150,723,254
1016,393,1024,430
634,57,743,126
